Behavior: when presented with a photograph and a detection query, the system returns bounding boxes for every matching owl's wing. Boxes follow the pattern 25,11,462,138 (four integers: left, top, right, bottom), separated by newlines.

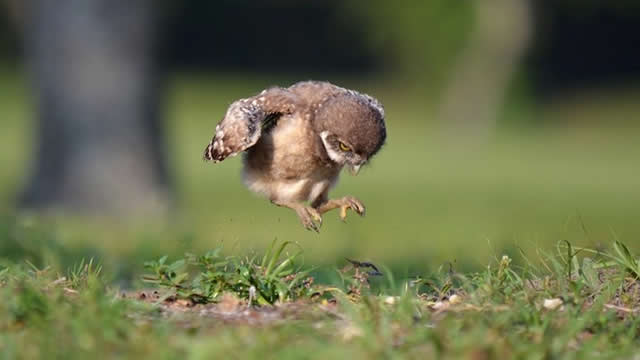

203,87,299,162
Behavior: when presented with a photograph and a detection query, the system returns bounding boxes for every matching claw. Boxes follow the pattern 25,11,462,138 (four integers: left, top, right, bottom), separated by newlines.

349,197,365,216
297,206,323,233
338,196,366,221
307,222,320,233
310,207,323,225
339,206,348,221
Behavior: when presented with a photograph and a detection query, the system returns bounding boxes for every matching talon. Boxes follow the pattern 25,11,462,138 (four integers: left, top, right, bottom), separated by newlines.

316,196,366,223
309,208,323,226
307,222,320,233
357,202,366,216
339,206,348,222
348,198,365,216
297,206,322,233
337,197,366,221
302,216,320,233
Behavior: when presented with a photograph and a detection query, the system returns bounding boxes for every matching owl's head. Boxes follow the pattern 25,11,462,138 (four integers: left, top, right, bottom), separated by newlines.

316,93,386,174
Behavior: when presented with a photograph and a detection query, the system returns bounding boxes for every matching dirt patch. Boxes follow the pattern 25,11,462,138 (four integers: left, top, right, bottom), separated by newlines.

122,290,341,327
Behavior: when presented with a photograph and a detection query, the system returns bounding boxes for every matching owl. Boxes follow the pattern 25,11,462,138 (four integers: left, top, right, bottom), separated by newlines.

204,81,386,232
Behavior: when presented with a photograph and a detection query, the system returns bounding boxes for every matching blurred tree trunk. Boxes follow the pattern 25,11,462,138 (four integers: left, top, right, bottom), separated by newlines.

439,0,533,140
19,0,171,216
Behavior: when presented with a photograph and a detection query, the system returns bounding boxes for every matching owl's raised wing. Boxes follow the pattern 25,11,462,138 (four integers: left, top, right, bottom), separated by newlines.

204,88,299,162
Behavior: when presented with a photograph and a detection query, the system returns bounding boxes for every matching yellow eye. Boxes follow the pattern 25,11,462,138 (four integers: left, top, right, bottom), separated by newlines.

339,142,351,152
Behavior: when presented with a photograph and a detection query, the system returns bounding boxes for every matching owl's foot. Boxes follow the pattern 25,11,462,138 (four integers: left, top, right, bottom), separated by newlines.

338,196,366,221
296,206,323,233
315,196,365,222
272,200,323,233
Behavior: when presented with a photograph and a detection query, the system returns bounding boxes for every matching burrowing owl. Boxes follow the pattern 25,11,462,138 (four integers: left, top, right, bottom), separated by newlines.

204,81,386,232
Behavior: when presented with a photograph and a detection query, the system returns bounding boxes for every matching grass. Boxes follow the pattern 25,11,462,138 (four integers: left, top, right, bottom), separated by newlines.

2,225,640,359
142,240,315,305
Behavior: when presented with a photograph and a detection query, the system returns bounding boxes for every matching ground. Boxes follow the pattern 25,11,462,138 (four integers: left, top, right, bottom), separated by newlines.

2,227,640,359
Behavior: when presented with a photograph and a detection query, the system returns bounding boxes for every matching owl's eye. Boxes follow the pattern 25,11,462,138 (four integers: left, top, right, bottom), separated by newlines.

338,142,352,152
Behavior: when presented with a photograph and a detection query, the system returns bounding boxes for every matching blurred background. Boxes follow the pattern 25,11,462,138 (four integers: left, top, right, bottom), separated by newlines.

1,0,639,282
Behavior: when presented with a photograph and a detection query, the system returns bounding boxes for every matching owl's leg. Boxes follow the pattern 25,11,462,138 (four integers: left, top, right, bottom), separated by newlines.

271,199,323,233
313,196,365,221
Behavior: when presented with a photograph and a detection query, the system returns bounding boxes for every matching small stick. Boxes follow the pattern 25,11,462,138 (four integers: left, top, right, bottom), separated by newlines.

345,258,383,276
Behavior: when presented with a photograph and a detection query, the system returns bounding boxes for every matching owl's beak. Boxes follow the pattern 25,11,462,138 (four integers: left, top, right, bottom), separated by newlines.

349,163,362,176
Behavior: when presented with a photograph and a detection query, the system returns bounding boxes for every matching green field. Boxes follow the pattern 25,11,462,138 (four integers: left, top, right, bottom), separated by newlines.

2,70,640,271
2,69,640,358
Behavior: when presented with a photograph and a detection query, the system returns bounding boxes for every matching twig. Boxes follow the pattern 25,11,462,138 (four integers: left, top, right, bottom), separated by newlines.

345,258,383,276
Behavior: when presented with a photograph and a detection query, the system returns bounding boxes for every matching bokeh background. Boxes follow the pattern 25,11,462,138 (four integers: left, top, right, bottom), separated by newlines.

1,1,639,282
